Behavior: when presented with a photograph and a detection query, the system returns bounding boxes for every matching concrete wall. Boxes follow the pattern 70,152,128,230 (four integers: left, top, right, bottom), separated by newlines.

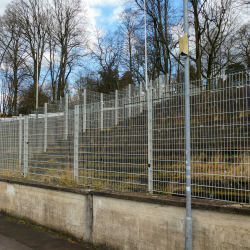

93,196,250,250
0,179,250,250
0,182,92,243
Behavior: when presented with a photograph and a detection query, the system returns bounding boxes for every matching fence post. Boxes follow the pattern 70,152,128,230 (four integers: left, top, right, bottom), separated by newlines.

140,82,143,113
150,79,153,90
19,114,22,167
129,84,131,118
83,89,87,132
64,94,68,140
158,76,161,99
165,73,169,96
74,105,79,182
157,76,160,99
148,88,153,193
44,103,47,152
245,71,248,112
101,93,104,130
115,90,118,126
24,116,29,177
12,118,15,158
150,80,154,122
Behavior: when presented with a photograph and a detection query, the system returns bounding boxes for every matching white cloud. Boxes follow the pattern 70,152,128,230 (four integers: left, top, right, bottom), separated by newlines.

83,0,122,8
0,0,12,15
0,0,123,29
108,5,124,24
85,5,102,27
83,0,124,27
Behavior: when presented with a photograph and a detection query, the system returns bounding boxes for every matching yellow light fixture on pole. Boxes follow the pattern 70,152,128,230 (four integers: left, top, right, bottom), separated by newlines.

179,33,189,56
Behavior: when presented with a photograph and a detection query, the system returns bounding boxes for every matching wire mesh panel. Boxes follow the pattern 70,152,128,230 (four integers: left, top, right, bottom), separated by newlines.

190,75,250,202
152,71,250,202
78,96,148,192
26,108,74,184
152,90,186,195
103,100,116,129
0,118,23,178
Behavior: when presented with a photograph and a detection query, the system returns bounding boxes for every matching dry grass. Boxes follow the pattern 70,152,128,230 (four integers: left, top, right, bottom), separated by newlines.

0,152,249,196
153,153,250,183
191,153,250,180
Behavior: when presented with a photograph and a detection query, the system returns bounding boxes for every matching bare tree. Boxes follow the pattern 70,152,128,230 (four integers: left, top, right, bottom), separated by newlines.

202,0,236,78
119,8,142,75
47,0,88,101
12,0,48,108
90,29,122,93
187,0,238,79
189,0,207,81
0,3,29,115
235,25,250,68
45,8,59,103
134,0,176,80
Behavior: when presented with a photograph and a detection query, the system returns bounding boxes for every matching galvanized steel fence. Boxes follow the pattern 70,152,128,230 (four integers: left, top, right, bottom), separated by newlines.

1,70,250,203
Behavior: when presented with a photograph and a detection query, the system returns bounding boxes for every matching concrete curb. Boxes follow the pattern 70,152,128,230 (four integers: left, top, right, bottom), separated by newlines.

1,177,250,216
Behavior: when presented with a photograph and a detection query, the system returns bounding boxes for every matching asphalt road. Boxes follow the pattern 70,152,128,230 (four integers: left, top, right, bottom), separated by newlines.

0,215,93,250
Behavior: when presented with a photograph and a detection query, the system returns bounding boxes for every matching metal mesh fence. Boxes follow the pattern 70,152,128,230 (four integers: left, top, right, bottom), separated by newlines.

0,71,250,203
153,89,186,195
190,79,250,202
0,117,23,178
152,70,250,202
77,96,148,191
26,107,75,184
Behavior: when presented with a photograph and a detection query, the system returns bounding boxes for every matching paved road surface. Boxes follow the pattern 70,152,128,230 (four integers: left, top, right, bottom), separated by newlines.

0,215,93,250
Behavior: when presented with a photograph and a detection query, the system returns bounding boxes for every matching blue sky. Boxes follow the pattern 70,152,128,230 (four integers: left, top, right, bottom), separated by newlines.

87,0,183,31
96,6,122,31
84,0,125,32
0,0,183,32
0,0,125,31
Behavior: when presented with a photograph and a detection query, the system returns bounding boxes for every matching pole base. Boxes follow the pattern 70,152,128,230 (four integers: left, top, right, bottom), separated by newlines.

185,216,193,250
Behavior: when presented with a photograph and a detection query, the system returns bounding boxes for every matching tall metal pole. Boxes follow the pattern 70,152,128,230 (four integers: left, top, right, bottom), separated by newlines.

36,0,39,113
35,0,39,151
183,0,192,249
144,0,148,91
145,0,153,193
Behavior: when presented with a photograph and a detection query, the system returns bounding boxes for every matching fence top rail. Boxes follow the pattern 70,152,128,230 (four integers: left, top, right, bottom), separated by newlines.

0,112,66,123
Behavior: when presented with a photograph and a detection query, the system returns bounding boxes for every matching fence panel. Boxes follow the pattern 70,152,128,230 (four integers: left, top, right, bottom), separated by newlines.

26,106,74,184
0,117,22,178
190,83,250,202
152,90,186,195
152,71,250,202
77,96,148,192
